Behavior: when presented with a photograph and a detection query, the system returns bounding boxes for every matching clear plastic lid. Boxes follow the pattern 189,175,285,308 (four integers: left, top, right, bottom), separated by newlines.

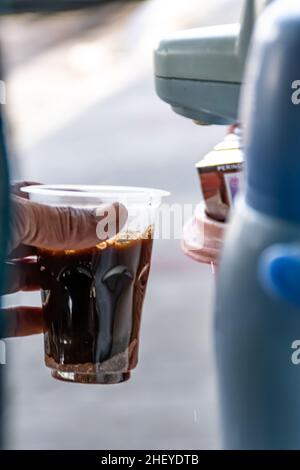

22,184,170,208
22,184,170,234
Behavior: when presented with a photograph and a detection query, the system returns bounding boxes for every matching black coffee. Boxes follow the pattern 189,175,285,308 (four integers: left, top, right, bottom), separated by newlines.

38,228,153,383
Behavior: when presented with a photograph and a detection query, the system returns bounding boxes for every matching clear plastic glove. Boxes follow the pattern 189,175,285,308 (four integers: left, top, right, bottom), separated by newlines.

181,202,225,269
1,182,128,337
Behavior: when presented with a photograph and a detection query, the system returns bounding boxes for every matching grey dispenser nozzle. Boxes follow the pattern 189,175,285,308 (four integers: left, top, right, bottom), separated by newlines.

154,0,273,125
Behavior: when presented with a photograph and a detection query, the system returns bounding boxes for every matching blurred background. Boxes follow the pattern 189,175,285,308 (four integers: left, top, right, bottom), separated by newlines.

1,0,240,450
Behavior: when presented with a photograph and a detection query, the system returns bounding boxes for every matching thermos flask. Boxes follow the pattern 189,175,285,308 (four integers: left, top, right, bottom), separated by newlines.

215,0,300,449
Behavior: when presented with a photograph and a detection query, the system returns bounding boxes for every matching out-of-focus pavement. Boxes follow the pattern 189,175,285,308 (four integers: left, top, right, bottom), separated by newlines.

1,0,240,449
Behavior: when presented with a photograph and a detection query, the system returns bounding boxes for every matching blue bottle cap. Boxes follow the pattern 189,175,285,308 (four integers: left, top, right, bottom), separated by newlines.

242,0,300,223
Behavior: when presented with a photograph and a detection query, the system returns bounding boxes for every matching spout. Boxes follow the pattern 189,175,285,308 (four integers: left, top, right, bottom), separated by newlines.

259,244,300,308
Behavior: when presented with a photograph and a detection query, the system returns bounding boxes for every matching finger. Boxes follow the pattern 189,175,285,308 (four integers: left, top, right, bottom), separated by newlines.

1,259,40,295
227,123,240,135
11,181,41,199
8,244,37,259
10,196,128,252
1,306,43,337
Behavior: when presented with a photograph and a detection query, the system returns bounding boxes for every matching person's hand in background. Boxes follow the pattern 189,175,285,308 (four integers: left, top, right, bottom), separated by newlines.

182,125,239,269
181,202,225,268
1,182,128,337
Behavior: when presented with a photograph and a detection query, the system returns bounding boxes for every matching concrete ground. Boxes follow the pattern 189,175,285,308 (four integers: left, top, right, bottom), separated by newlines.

1,0,240,449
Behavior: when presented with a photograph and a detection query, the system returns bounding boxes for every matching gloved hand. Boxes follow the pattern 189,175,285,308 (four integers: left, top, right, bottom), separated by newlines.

181,201,225,269
259,244,300,308
182,125,238,270
1,182,128,337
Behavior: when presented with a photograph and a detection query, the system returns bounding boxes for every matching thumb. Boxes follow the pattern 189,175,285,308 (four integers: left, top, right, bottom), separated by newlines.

10,196,128,252
259,244,300,308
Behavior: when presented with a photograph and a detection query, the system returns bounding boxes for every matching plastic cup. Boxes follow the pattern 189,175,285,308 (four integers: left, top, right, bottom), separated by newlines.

22,185,169,384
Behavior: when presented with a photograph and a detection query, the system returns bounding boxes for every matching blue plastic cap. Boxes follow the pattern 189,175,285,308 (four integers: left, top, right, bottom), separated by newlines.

259,244,300,308
241,0,300,222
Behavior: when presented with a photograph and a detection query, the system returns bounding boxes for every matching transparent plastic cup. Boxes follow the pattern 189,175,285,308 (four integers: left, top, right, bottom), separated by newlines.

22,185,169,384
